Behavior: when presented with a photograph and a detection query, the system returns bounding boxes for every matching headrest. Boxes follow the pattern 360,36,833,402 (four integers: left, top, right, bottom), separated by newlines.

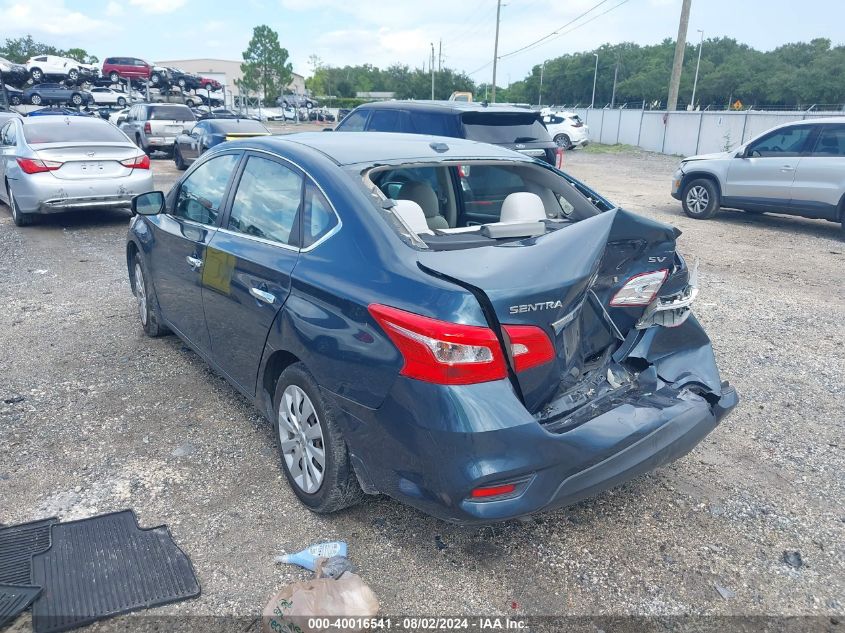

393,200,433,235
398,181,439,218
500,192,547,223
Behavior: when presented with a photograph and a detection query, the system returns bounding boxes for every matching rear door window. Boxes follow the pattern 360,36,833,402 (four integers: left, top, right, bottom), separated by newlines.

367,109,404,132
810,125,845,156
407,112,459,137
461,112,550,144
227,155,303,246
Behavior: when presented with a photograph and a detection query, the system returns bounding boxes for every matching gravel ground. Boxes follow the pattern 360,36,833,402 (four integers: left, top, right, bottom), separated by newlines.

0,145,842,630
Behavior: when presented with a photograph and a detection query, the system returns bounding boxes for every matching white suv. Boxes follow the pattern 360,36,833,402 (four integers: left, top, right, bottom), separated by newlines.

541,108,590,149
672,117,845,236
26,55,85,83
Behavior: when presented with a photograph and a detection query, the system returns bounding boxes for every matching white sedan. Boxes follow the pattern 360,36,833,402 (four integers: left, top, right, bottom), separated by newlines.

89,87,133,106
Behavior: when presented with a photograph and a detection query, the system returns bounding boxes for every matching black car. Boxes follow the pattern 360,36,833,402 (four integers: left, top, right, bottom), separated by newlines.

4,84,24,106
172,117,269,169
167,68,202,91
0,57,30,88
334,101,561,166
23,83,92,107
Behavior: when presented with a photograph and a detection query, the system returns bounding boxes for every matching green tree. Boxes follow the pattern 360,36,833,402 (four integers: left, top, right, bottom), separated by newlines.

240,25,293,103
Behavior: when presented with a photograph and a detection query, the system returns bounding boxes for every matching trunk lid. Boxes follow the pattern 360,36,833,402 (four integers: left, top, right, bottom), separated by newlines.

416,208,682,412
33,143,138,180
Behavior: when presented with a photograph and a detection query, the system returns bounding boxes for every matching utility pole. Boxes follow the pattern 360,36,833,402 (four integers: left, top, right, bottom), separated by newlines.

667,0,692,111
539,60,545,108
690,29,704,109
431,43,435,100
438,39,442,72
491,0,502,102
590,53,598,108
610,60,619,108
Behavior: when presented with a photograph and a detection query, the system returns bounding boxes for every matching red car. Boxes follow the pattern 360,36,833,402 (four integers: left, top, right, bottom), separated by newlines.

199,77,222,90
101,57,152,83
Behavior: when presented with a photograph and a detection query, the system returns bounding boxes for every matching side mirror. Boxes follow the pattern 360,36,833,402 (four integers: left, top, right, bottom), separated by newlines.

132,191,165,216
735,147,748,158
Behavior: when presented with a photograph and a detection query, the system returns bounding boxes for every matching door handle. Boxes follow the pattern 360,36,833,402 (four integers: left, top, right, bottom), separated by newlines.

186,255,203,270
781,165,795,172
249,287,276,304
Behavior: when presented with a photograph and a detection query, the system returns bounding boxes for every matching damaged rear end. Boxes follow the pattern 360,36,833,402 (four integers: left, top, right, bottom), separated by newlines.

406,208,738,521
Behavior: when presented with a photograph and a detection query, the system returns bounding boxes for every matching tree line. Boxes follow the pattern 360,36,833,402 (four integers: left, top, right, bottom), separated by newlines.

1,35,99,65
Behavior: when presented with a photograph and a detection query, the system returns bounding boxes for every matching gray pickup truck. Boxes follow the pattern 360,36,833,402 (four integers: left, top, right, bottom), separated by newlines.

120,103,195,157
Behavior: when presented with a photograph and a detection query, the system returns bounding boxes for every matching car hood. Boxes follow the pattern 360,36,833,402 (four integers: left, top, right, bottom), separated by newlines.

682,150,733,162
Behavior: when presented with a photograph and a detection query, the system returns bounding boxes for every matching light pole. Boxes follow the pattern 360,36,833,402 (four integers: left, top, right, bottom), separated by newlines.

590,53,598,109
539,60,545,108
690,29,704,109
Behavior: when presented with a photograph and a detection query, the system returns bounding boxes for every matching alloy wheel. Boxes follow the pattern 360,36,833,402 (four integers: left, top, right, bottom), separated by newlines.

686,185,710,215
134,262,148,326
278,385,326,494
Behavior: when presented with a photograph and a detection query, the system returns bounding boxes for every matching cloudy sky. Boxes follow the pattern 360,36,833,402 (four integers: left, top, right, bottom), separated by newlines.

1,0,840,84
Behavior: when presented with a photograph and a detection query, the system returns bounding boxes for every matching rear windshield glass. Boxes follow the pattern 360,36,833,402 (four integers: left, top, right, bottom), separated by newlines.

461,112,551,144
149,105,195,121
23,121,128,144
210,119,268,133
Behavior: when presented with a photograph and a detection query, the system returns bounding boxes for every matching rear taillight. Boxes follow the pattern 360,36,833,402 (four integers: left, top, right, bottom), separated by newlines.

554,146,565,169
368,304,507,385
610,270,668,307
572,120,584,128
16,157,62,174
502,325,555,372
144,121,151,134
121,155,150,169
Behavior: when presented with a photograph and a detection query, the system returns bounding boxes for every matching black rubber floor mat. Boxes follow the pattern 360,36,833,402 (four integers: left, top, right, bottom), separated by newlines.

0,518,58,585
0,584,42,630
30,510,200,633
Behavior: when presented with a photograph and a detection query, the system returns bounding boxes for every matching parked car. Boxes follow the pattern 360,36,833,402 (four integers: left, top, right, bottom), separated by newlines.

540,108,590,149
88,87,132,106
672,117,845,235
0,115,152,226
337,108,351,122
199,77,222,91
109,107,130,126
0,57,30,87
26,55,86,83
102,57,152,83
308,109,335,122
148,67,172,87
196,108,240,120
5,85,24,106
276,93,316,109
166,68,202,91
334,101,562,166
23,83,93,107
125,132,737,522
27,107,96,117
173,118,269,169
120,103,195,156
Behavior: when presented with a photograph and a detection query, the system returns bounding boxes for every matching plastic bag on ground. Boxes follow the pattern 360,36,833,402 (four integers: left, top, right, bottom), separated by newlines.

261,572,379,633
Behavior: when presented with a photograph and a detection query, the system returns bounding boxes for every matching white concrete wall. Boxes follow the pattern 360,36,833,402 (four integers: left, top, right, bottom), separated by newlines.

573,108,843,157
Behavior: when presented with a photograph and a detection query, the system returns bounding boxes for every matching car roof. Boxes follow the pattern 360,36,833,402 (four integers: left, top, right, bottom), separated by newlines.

356,100,538,115
229,131,535,166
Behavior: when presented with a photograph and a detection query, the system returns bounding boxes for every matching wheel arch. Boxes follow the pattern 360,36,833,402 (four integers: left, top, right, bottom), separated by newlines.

259,349,302,420
681,171,722,200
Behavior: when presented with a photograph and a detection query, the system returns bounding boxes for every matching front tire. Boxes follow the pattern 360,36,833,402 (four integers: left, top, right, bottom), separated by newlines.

681,178,720,219
30,94,42,105
109,71,120,83
272,363,364,513
71,93,83,106
131,252,168,337
117,97,126,107
30,68,43,82
68,69,79,82
174,146,187,170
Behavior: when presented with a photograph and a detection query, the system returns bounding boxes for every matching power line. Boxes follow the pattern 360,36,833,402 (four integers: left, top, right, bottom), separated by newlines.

530,0,632,55
498,0,613,60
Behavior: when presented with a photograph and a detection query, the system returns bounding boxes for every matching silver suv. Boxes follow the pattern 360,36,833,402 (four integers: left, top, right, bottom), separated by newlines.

120,103,195,157
671,117,845,236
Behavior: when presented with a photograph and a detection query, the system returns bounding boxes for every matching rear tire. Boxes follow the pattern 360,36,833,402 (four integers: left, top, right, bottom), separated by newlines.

681,178,720,219
554,133,572,149
131,251,168,337
109,71,120,83
30,94,42,105
117,97,126,107
272,363,364,513
71,93,83,106
7,185,36,227
30,68,43,82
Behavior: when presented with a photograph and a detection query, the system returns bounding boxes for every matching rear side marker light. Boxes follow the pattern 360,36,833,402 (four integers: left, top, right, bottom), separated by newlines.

610,269,669,307
121,155,150,169
471,483,516,498
502,325,555,372
368,304,507,385
16,157,62,174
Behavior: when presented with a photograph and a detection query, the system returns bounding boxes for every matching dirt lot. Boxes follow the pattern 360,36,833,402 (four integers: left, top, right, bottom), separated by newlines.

1,145,843,629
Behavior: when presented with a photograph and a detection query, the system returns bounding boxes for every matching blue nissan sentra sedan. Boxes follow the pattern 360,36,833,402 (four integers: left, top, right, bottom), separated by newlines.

126,132,738,523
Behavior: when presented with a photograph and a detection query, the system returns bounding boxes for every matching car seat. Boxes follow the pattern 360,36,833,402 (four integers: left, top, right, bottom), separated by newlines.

499,192,547,223
397,181,449,230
